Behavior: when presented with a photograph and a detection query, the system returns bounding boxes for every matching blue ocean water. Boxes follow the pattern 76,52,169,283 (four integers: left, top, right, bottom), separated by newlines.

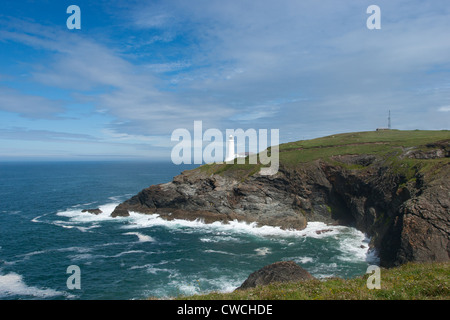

0,161,378,300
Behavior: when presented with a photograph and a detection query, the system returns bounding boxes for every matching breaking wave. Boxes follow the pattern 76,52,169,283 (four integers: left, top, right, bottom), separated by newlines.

0,271,70,299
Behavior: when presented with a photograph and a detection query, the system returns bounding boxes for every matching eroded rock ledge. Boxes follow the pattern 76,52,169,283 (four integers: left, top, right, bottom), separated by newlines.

111,139,449,267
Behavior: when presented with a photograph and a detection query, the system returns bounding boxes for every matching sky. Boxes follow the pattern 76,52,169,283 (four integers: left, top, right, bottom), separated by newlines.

0,0,449,161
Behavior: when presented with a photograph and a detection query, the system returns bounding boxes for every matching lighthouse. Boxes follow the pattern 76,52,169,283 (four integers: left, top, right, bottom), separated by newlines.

225,134,235,162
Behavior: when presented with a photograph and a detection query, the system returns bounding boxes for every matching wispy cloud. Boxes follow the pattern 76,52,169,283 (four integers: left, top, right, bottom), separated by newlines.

0,87,64,118
0,127,97,142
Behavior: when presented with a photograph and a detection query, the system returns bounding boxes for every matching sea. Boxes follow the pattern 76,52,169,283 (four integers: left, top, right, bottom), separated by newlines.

0,161,379,300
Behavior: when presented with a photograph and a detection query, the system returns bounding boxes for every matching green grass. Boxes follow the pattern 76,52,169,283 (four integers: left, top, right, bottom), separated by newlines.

280,130,450,151
195,130,450,177
279,129,450,165
177,262,449,300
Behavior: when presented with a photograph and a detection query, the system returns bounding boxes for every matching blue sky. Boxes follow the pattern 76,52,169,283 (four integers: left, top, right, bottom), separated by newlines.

0,0,449,161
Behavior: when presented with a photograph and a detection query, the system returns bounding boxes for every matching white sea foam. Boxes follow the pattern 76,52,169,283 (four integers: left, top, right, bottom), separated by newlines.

129,260,180,278
2,210,22,215
56,202,355,241
122,211,378,263
55,202,378,267
56,202,119,222
31,214,44,223
108,196,124,202
336,228,375,264
208,274,247,293
51,220,100,232
0,272,69,299
172,282,201,296
112,250,146,258
366,248,380,265
7,246,93,266
53,203,121,233
200,235,244,243
294,256,315,264
68,253,95,261
146,267,178,275
123,232,155,243
56,246,93,254
163,273,246,298
204,249,236,255
67,249,147,263
124,211,343,239
254,247,271,256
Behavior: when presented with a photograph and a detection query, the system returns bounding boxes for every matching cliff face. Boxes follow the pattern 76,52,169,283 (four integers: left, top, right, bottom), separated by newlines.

111,167,308,230
111,131,450,267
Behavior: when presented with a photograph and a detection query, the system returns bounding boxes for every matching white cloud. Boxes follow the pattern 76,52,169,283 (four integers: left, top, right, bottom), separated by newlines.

438,106,450,112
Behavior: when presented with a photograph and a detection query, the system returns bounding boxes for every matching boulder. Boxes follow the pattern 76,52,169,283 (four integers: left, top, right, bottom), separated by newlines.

236,261,314,290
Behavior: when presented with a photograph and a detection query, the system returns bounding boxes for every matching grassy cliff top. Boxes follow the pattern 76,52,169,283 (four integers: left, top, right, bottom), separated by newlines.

279,129,450,164
177,261,449,300
197,130,450,178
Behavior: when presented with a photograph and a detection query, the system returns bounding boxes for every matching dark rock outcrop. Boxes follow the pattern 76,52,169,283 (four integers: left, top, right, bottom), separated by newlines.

236,261,314,290
82,208,103,215
111,171,308,230
111,138,450,267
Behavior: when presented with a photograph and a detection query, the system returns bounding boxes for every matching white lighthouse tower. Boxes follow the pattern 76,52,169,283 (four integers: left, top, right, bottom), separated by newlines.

225,134,235,162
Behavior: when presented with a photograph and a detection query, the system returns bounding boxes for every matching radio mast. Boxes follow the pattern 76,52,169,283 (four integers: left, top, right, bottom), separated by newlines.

388,110,391,129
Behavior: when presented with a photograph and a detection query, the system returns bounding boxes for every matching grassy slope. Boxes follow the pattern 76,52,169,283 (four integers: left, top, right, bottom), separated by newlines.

197,130,450,180
179,262,449,300
279,129,449,164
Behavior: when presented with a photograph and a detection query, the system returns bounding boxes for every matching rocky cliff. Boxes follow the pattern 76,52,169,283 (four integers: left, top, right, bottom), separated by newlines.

111,130,450,267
